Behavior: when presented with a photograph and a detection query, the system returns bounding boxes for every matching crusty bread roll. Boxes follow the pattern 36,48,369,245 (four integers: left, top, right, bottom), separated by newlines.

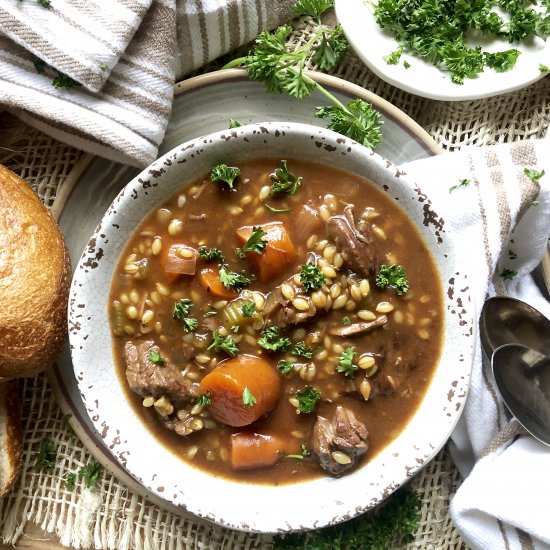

0,381,22,496
0,165,70,378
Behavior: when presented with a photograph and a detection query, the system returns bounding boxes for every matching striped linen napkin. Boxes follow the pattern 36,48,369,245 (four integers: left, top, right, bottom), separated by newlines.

404,140,550,550
0,0,295,166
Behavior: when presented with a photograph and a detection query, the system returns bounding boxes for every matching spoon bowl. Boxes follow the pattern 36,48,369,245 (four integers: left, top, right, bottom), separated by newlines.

492,344,550,446
480,297,550,359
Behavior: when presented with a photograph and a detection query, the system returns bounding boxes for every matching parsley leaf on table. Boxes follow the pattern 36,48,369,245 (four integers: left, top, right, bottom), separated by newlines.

384,47,403,65
500,268,518,281
449,178,471,193
34,439,57,471
79,461,103,489
224,26,383,150
293,0,334,18
375,265,409,295
524,167,545,182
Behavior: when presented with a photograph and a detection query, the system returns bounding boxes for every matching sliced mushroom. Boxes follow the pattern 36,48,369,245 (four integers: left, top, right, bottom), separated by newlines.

329,315,388,337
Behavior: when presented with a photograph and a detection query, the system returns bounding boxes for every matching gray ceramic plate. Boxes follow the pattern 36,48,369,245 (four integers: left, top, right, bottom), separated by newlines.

51,68,441,514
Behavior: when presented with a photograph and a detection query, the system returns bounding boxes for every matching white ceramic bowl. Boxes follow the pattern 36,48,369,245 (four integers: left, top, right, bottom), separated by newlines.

69,122,474,532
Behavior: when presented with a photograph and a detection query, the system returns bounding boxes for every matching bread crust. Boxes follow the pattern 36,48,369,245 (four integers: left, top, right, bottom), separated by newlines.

0,380,22,497
0,165,70,378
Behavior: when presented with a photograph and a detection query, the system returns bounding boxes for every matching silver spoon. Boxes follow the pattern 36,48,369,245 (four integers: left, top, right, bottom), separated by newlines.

480,296,550,359
492,344,550,446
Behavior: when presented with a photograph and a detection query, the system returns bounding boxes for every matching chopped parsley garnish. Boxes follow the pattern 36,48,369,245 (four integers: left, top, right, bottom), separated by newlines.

295,385,321,414
234,247,247,259
291,342,313,359
182,318,198,332
540,63,550,73
376,264,409,295
78,461,103,489
242,226,268,254
337,347,358,377
500,268,518,281
373,0,544,84
241,301,256,317
293,0,333,17
148,349,165,365
210,164,240,189
229,119,242,128
258,326,292,352
242,387,257,407
524,167,545,182
403,59,411,69
341,316,351,325
219,267,252,291
172,299,197,332
224,26,382,149
286,443,312,460
37,0,51,7
64,473,77,490
196,392,212,407
173,298,193,319
508,249,518,260
269,160,303,198
299,261,326,293
35,438,56,471
199,247,225,263
449,178,471,193
277,359,297,375
208,331,239,357
384,47,403,65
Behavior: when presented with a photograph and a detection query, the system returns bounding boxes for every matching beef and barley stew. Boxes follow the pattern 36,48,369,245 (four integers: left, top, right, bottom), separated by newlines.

109,158,443,484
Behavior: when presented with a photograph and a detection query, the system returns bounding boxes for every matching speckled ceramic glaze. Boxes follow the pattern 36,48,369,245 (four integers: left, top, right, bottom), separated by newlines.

69,122,474,533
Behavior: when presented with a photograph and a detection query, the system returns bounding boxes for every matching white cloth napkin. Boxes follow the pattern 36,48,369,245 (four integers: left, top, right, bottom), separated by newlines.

404,139,550,550
0,0,295,166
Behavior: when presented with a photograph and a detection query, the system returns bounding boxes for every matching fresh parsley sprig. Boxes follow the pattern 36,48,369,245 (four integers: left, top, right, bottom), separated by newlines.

293,0,333,18
224,25,383,150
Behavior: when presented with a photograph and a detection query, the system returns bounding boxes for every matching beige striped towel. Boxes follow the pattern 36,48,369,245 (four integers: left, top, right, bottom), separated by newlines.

0,0,295,167
404,140,550,550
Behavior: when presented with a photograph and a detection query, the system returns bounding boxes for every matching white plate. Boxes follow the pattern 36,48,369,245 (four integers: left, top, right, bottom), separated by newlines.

336,0,550,101
68,121,474,532
52,69,441,516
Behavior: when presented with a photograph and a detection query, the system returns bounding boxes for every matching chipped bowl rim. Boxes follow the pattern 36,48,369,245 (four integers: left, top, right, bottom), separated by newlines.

68,122,474,533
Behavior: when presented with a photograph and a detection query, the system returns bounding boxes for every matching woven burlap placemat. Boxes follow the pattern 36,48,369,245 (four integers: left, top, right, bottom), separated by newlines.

1,14,549,550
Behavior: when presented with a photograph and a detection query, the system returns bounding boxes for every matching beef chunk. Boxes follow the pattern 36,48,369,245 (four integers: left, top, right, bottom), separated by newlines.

124,340,199,403
326,205,379,277
329,315,388,337
312,405,368,476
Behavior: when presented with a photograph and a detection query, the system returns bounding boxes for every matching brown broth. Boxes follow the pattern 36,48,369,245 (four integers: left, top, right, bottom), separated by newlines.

109,158,444,485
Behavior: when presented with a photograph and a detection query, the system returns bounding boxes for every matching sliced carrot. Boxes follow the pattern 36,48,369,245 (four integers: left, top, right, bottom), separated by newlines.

199,354,281,427
199,268,237,299
235,222,296,282
230,432,287,470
